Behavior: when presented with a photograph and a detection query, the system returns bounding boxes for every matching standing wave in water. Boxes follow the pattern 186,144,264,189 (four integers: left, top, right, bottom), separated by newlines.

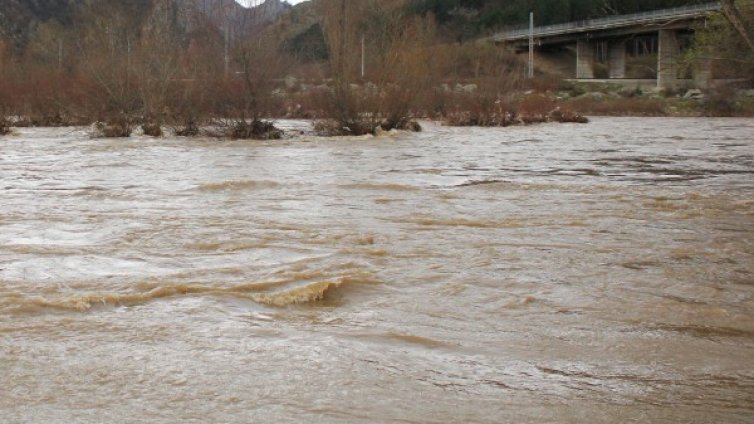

1,118,753,423
197,180,282,192
2,272,371,313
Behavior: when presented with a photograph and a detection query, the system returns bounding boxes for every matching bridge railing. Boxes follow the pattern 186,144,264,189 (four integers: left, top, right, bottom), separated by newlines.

494,2,721,42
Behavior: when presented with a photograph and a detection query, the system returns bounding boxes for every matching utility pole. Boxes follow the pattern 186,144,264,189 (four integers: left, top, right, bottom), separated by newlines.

528,12,534,79
126,35,131,93
337,0,347,91
361,35,365,79
224,25,230,78
58,39,63,70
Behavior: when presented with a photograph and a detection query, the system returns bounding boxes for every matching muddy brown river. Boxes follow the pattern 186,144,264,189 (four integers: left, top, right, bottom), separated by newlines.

1,118,753,423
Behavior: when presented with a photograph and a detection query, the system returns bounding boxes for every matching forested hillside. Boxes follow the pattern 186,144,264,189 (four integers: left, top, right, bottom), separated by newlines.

0,0,78,47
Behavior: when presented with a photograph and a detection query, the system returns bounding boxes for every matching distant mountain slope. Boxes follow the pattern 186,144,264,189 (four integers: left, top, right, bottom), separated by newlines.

0,0,77,46
0,0,708,56
194,0,291,35
0,0,291,49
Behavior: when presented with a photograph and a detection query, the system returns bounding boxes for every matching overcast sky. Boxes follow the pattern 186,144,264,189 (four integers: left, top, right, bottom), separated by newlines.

237,0,309,6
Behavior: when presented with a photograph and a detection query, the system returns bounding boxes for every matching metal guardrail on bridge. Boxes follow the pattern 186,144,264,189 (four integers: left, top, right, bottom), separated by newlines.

493,2,721,42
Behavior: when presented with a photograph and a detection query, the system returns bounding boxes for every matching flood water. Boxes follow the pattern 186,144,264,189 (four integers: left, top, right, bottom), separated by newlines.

1,118,753,423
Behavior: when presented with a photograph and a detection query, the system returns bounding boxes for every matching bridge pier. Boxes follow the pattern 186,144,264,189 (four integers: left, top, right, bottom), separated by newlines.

658,29,680,90
693,61,712,89
608,41,627,79
693,46,713,89
576,39,595,79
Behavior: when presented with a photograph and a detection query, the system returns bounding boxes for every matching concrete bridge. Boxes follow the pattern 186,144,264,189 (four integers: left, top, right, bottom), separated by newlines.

493,3,721,89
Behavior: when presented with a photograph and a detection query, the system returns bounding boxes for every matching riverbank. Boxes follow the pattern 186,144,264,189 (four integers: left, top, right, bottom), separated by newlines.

2,83,752,140
558,83,754,117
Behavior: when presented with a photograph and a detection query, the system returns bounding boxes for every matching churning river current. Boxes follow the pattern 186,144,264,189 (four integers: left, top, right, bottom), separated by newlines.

1,118,753,423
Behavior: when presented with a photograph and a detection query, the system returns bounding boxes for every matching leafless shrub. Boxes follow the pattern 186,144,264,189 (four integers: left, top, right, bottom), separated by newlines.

286,88,332,119
0,118,10,135
93,117,133,138
230,120,282,140
314,115,376,137
549,108,589,123
443,92,587,127
518,94,557,124
703,85,737,116
174,119,200,137
443,93,519,127
315,0,430,136
142,122,163,137
14,113,91,127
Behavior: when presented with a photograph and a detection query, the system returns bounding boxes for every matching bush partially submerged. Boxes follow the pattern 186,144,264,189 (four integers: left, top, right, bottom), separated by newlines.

549,108,590,123
444,110,519,127
443,94,588,127
92,118,132,138
442,94,518,127
13,113,89,127
0,118,10,135
445,107,588,127
314,117,422,136
142,122,163,137
230,120,283,140
175,119,200,137
400,119,423,132
314,118,372,136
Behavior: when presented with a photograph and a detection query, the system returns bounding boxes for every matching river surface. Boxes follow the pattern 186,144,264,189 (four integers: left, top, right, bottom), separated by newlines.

1,118,753,423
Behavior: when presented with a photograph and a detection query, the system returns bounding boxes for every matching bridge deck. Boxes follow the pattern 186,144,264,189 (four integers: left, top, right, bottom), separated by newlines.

494,2,720,43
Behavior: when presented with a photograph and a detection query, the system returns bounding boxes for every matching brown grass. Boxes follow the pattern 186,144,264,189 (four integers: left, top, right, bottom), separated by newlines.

442,92,588,127
528,76,562,93
441,93,518,127
564,96,667,116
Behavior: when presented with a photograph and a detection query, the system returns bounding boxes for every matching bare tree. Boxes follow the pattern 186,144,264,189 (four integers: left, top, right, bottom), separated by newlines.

135,0,189,134
74,1,145,134
720,0,754,52
316,0,429,134
221,0,289,138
